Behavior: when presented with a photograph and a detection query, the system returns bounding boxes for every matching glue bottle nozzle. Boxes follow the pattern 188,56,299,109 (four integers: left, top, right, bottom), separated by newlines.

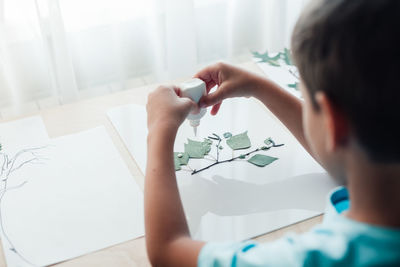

190,119,200,136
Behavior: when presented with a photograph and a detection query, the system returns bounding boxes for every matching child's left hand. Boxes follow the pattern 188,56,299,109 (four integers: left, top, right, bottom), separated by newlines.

146,85,197,134
145,85,205,267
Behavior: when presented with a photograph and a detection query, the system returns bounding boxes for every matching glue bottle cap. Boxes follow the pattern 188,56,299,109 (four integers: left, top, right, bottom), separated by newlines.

180,78,206,104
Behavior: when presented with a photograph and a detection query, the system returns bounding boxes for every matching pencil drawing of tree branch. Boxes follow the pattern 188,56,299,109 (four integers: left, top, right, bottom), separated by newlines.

0,144,48,266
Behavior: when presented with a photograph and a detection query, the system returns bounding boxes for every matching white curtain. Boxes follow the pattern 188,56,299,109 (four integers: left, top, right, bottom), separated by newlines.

0,0,308,112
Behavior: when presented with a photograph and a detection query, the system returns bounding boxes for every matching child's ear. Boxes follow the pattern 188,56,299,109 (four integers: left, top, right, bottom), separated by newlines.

315,92,349,152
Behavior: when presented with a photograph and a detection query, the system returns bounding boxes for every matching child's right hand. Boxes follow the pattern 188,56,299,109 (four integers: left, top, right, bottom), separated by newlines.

195,62,262,115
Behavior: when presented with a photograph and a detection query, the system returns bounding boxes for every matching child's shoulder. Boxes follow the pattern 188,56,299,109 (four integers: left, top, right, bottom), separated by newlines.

198,187,400,267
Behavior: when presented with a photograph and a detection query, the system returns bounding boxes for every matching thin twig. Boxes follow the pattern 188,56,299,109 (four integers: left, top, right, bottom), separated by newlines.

0,154,6,177
289,68,300,80
191,143,284,175
216,138,222,162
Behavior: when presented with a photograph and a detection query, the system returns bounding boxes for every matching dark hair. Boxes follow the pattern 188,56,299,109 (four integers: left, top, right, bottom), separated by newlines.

292,0,400,162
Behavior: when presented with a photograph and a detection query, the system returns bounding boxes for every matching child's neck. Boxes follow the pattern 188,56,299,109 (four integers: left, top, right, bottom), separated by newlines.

345,152,400,228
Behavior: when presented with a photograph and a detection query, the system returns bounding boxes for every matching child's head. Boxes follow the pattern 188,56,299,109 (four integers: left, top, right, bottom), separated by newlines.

291,0,400,177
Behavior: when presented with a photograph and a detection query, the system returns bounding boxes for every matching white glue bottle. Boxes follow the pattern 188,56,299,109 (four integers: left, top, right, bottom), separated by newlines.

180,78,207,136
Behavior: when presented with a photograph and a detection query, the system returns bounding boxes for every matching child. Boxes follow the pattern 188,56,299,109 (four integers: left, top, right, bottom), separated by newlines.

144,0,400,266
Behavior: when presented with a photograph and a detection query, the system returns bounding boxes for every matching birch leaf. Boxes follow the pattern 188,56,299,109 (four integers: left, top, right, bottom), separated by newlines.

288,82,299,91
281,48,293,65
184,143,205,158
185,139,211,158
174,152,189,165
226,131,251,150
204,138,213,145
174,157,181,171
266,59,280,67
247,154,278,167
264,137,273,146
252,51,281,66
223,132,232,139
202,141,212,155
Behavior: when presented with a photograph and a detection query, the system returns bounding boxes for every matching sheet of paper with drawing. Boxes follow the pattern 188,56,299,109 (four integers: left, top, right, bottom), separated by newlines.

108,98,339,242
0,117,49,155
0,125,144,266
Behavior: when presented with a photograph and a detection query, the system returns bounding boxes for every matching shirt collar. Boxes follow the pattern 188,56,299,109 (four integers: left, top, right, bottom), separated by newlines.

324,186,350,220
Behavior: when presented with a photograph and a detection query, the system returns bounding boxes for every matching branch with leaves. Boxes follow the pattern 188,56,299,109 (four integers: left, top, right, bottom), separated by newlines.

252,47,300,91
174,131,284,175
253,48,293,66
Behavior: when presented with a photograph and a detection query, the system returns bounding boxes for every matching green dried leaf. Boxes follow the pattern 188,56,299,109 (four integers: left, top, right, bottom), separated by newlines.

288,82,299,91
219,146,223,150
256,51,280,61
212,133,220,140
174,157,181,171
204,138,213,145
264,137,274,146
187,139,200,146
174,152,189,165
223,132,232,139
252,51,281,67
270,53,281,61
202,142,212,155
239,154,246,159
247,154,278,167
173,152,190,171
185,139,211,158
185,143,205,158
266,59,280,67
281,48,293,65
226,131,251,150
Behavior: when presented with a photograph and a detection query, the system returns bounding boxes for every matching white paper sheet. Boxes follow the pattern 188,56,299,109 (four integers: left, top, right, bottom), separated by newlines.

108,98,339,242
0,116,49,156
107,105,148,174
0,127,144,267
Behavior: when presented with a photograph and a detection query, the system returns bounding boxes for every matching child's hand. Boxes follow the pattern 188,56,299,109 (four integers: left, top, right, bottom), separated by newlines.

195,62,261,115
146,85,197,134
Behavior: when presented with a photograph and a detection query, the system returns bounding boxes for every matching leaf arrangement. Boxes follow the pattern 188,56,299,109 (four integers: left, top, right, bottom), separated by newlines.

252,48,300,91
174,131,284,175
253,48,293,67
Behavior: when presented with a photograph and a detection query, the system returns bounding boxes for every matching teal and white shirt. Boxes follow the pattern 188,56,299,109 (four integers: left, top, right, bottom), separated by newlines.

198,187,400,267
